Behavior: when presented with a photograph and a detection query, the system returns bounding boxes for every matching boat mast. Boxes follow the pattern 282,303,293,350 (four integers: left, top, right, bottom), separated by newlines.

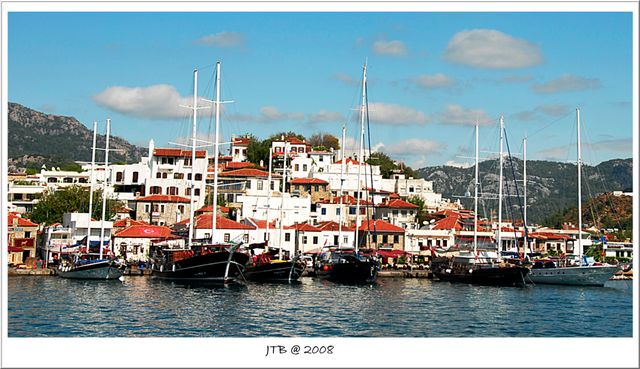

474,121,479,255
211,61,221,244
338,125,346,247
188,69,198,249
497,115,504,255
99,118,111,259
86,121,97,255
354,61,367,254
265,147,273,252
576,108,583,261
523,136,528,260
278,142,288,259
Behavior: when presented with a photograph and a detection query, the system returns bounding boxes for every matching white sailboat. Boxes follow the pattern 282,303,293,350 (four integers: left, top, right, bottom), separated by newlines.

528,108,619,286
57,119,125,280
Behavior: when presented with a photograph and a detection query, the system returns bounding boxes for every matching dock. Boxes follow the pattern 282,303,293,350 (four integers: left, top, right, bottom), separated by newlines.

378,269,432,278
8,267,56,276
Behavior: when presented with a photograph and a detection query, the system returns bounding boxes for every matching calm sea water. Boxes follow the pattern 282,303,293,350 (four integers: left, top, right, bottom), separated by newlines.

7,276,633,337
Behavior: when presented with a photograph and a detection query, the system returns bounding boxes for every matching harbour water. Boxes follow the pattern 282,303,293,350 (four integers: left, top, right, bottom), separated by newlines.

8,276,632,337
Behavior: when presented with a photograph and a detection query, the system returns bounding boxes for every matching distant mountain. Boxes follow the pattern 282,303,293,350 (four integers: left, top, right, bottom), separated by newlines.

416,157,632,225
8,102,146,171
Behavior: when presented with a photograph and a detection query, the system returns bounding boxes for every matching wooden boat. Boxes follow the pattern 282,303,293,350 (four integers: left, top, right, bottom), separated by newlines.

244,244,305,283
313,247,379,284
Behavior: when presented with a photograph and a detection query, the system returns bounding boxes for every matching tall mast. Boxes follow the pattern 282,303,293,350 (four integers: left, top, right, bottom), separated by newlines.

86,121,97,254
474,121,479,255
523,136,528,260
354,61,366,253
265,147,273,252
211,61,221,243
187,69,198,249
99,119,111,259
278,142,288,259
576,108,583,260
497,115,504,254
338,125,346,247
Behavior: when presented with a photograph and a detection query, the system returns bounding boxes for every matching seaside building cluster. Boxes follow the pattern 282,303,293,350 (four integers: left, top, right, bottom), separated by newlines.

7,134,634,266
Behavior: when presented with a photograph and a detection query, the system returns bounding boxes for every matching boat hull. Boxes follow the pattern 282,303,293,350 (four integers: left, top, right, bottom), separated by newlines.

245,259,306,282
315,260,379,284
57,261,125,280
528,265,619,287
432,263,529,287
150,251,249,283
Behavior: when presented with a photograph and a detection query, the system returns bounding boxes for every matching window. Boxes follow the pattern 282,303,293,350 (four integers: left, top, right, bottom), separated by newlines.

145,204,150,213
270,181,275,190
303,164,308,171
382,235,389,243
257,180,263,191
194,189,200,196
150,186,162,194
246,181,251,189
333,235,338,245
178,205,184,214
394,235,399,243
132,171,139,183
313,236,318,245
243,234,249,243
409,186,414,193
153,204,160,212
195,174,202,181
302,236,308,244
173,173,183,180
319,156,324,162
162,172,168,179
349,207,356,215
360,208,365,215
235,149,239,155
442,240,447,247
314,185,319,192
295,164,300,171
336,208,340,215
321,208,327,215
25,231,31,238
156,172,162,179
160,205,165,213
224,233,231,242
187,174,192,180
63,177,73,183
184,158,192,166
48,177,57,183
343,236,348,244
167,187,178,195
185,188,191,196
285,233,291,242
116,172,124,182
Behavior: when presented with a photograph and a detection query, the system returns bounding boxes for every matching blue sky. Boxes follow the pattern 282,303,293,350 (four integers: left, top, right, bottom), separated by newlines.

8,11,633,168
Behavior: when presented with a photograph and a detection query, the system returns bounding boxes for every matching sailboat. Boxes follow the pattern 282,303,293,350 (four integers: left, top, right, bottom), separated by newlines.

313,61,379,284
430,119,529,287
148,62,249,283
527,108,619,286
58,119,126,280
244,145,306,282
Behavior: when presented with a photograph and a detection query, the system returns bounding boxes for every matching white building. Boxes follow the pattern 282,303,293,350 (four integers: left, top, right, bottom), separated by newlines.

62,212,114,244
230,136,251,162
113,225,178,262
217,168,282,205
238,193,311,227
313,157,383,196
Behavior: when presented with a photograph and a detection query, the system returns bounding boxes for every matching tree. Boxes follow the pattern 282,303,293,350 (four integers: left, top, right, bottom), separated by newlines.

246,139,271,166
407,195,429,225
366,152,421,179
309,133,340,150
28,185,123,225
268,132,306,142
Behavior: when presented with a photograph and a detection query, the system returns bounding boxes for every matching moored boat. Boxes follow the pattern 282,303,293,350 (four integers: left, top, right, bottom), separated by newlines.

57,254,125,280
314,247,379,284
244,244,306,282
431,251,529,287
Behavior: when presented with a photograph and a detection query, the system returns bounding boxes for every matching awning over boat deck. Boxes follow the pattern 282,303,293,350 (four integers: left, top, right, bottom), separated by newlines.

376,249,406,258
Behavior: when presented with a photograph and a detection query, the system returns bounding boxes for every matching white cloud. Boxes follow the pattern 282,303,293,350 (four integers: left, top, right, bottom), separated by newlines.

382,139,445,156
536,138,631,160
373,40,408,57
512,104,571,122
195,31,244,48
444,160,473,168
500,74,533,83
532,74,602,94
93,84,211,120
308,110,346,123
226,106,304,123
367,102,430,125
444,29,542,69
413,73,456,89
331,73,357,86
437,104,492,126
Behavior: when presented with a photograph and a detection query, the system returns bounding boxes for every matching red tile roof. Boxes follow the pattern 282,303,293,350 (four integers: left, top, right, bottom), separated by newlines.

335,157,362,165
154,148,206,158
357,219,404,233
194,205,229,214
176,214,255,230
272,136,309,146
225,161,257,170
290,177,329,185
379,199,419,209
528,232,572,240
244,218,277,229
136,195,190,203
287,223,321,232
219,168,270,178
113,218,149,227
8,213,38,227
316,221,354,232
432,216,463,231
232,137,252,146
114,225,175,238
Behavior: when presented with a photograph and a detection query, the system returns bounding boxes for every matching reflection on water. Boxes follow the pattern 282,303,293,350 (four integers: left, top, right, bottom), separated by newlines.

8,276,632,337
